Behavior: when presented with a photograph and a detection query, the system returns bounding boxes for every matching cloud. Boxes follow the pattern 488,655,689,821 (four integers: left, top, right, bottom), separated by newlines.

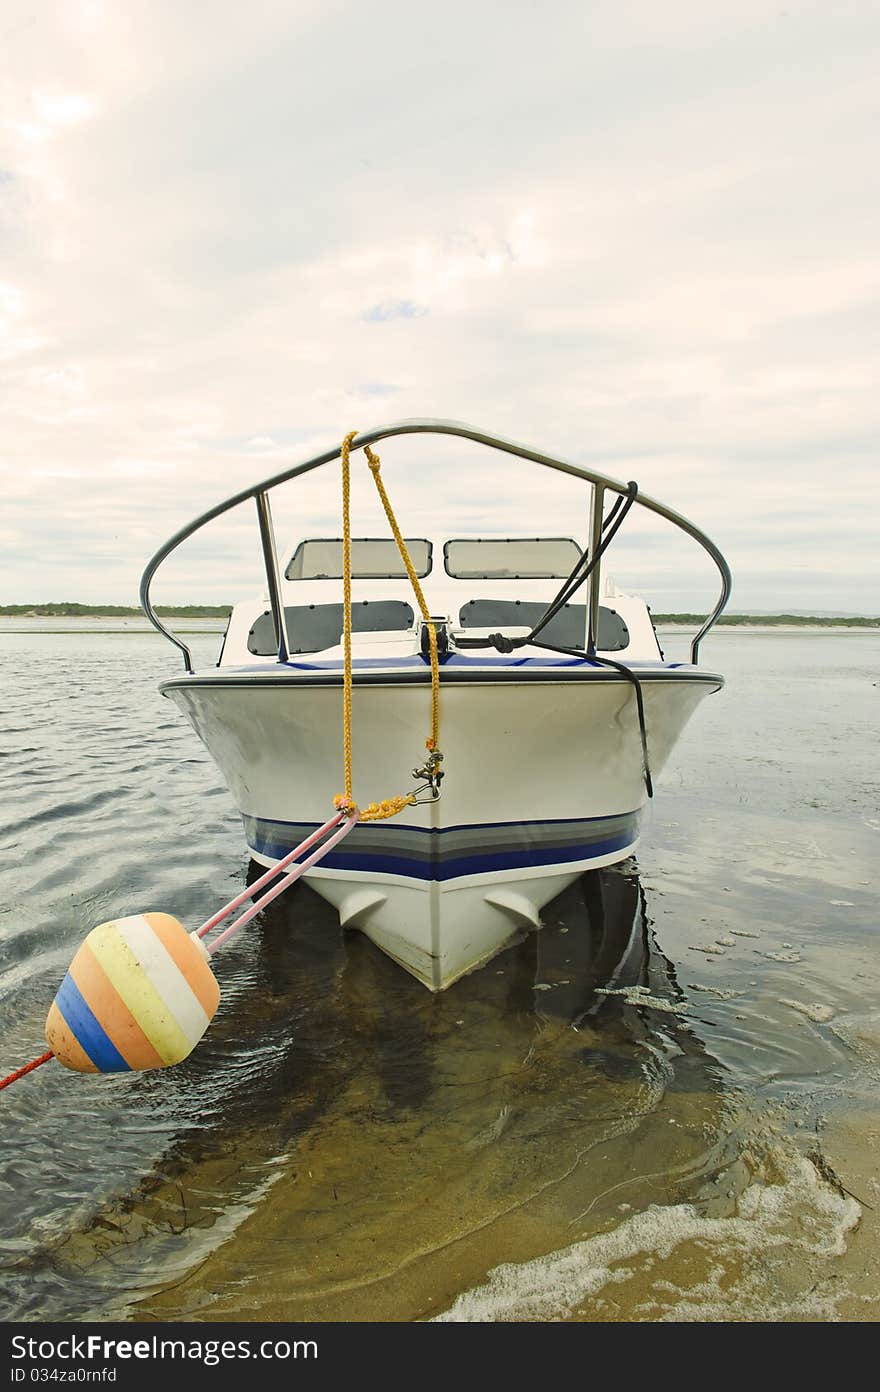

0,0,878,613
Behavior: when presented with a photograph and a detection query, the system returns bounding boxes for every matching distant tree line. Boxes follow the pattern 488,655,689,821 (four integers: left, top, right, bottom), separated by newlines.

0,603,232,617
651,613,879,627
0,605,877,627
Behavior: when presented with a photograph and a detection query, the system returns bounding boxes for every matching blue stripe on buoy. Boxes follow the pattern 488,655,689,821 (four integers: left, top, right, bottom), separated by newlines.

54,972,131,1073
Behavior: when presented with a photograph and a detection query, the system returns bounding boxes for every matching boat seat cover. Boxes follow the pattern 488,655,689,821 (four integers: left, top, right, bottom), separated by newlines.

248,600,415,655
458,600,629,652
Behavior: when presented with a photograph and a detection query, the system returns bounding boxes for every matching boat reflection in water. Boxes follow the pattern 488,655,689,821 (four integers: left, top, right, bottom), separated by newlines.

245,852,715,1103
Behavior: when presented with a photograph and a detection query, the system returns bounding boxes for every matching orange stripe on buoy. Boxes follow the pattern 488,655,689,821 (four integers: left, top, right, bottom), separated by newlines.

45,1002,99,1073
146,913,220,1019
69,941,165,1072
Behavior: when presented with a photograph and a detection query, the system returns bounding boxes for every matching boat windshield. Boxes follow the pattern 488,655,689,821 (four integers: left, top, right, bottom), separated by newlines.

286,538,432,580
443,538,581,579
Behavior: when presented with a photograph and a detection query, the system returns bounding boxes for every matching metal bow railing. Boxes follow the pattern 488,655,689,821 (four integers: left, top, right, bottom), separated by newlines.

139,418,732,672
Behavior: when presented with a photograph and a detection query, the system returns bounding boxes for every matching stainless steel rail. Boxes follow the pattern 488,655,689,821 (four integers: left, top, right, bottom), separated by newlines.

254,491,291,664
586,482,605,654
139,418,732,672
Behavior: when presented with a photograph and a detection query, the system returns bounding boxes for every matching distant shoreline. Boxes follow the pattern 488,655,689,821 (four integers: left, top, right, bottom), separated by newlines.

657,622,880,633
0,605,230,618
652,613,879,628
655,618,880,631
1,606,878,629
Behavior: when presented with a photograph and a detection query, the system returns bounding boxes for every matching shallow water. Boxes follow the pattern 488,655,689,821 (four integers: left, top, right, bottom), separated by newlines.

0,627,877,1322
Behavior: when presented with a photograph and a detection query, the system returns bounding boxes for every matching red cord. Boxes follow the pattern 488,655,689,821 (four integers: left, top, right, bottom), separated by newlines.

0,1050,54,1091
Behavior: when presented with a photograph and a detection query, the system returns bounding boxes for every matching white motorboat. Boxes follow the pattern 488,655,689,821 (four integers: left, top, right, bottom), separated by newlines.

141,420,730,991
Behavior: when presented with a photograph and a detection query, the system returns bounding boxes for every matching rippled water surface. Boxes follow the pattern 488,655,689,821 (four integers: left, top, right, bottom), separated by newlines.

0,626,877,1322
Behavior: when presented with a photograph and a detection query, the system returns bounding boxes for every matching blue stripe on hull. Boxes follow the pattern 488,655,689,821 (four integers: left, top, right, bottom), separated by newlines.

242,812,640,882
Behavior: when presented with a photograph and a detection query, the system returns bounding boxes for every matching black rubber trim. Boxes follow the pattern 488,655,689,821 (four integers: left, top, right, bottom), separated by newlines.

161,669,724,693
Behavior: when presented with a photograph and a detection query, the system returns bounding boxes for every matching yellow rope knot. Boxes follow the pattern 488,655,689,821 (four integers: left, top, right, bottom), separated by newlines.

334,431,442,821
360,794,418,822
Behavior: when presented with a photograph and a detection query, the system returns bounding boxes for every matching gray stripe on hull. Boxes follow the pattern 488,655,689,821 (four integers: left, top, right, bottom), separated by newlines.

242,810,642,881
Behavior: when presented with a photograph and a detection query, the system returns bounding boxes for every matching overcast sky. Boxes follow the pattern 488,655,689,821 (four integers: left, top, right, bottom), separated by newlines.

2,0,878,613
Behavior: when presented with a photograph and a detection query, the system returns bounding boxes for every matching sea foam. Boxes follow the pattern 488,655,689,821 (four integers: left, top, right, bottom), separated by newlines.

434,1144,860,1323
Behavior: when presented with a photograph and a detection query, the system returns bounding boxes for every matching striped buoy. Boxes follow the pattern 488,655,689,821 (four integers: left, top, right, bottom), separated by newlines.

0,813,358,1093
45,913,220,1073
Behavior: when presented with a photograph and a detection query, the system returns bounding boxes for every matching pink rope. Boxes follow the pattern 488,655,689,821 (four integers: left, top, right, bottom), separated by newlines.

202,814,359,956
195,812,345,938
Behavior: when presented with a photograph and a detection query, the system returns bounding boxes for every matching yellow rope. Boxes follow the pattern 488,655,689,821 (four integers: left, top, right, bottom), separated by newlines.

364,444,440,754
334,432,442,822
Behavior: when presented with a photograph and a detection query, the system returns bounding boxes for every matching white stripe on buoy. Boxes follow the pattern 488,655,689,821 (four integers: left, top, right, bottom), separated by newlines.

116,916,211,1048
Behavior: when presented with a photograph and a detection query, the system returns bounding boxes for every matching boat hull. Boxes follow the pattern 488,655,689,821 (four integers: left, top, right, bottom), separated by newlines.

163,666,720,989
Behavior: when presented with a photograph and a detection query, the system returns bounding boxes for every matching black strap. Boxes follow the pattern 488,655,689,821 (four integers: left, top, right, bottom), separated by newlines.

457,632,654,795
455,482,639,653
529,481,638,646
525,639,653,798
453,482,653,796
